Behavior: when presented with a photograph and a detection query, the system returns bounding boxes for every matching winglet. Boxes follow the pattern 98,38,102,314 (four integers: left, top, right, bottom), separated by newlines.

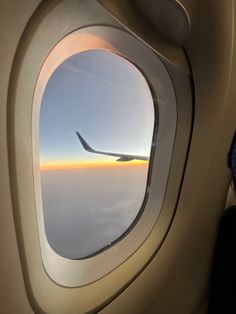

75,131,94,152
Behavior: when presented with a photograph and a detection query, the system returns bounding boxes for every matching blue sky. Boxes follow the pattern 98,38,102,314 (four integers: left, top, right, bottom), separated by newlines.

39,49,154,165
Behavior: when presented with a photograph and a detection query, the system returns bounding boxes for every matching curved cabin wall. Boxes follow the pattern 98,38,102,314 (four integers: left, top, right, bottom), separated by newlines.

0,1,235,314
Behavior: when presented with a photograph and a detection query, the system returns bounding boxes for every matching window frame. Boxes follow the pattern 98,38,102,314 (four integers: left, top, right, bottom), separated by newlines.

8,0,192,311
33,26,177,286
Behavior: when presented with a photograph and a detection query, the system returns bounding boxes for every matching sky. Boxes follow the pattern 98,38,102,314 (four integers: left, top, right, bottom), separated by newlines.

39,49,155,258
39,49,154,167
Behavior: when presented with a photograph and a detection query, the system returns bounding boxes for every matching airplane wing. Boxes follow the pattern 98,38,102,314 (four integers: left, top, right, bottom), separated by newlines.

75,131,149,162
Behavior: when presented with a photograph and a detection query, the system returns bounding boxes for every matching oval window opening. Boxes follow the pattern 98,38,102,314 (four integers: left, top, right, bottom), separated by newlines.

39,49,155,259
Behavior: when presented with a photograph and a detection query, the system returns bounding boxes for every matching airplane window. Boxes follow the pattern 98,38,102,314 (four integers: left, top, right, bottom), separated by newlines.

39,49,155,259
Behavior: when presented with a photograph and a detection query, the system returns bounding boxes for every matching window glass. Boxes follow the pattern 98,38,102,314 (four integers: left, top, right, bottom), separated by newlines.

39,49,155,259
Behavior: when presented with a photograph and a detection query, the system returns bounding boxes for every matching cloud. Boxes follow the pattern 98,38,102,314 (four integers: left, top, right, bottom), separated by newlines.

41,166,148,258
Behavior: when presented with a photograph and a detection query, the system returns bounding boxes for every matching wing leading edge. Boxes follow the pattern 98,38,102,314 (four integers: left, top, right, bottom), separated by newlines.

75,131,149,162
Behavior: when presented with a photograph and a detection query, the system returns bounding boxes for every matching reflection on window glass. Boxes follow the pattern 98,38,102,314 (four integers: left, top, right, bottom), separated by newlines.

39,49,155,259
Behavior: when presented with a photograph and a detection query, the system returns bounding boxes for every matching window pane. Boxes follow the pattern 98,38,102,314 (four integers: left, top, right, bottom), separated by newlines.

39,49,155,259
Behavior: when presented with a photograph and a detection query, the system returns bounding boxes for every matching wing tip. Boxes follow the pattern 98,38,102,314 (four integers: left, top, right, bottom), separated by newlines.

75,131,93,152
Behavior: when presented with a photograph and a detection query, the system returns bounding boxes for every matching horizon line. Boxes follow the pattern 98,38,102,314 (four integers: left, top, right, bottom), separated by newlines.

40,160,148,171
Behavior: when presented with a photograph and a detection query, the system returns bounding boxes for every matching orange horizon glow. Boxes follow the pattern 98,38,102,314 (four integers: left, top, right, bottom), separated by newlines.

40,160,148,171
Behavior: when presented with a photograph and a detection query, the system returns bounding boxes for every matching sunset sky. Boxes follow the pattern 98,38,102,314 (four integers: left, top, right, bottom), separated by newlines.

39,49,155,258
39,49,154,169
